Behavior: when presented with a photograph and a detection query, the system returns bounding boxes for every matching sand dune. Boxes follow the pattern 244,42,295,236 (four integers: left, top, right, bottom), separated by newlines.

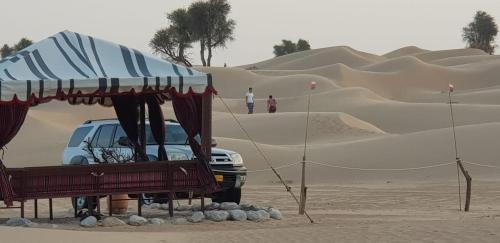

214,112,385,145
382,46,429,58
5,43,500,241
240,46,385,70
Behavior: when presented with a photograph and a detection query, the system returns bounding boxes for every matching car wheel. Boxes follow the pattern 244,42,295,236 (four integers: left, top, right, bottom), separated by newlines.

212,188,241,204
72,196,91,210
140,194,155,205
229,188,242,204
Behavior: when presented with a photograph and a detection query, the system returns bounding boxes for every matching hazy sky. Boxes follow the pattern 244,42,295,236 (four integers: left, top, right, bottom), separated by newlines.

1,0,500,66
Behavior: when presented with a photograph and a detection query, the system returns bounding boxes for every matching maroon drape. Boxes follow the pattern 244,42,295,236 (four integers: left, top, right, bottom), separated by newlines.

171,93,217,190
0,103,29,206
111,96,149,161
146,96,168,161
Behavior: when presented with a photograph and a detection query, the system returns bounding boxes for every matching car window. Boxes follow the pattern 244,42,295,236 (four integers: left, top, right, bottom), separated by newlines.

112,126,129,148
68,127,92,147
95,125,116,148
145,124,200,145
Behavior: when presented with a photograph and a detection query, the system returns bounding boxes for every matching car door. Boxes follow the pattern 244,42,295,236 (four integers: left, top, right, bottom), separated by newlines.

110,125,134,162
89,124,116,163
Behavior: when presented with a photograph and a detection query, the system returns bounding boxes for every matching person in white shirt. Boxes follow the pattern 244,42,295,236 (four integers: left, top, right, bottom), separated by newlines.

245,87,254,114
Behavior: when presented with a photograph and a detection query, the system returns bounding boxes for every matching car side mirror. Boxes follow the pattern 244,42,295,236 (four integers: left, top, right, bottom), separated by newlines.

118,136,132,147
211,138,217,147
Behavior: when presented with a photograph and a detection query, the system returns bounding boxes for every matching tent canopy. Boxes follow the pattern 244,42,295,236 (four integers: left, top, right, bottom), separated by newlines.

0,30,213,106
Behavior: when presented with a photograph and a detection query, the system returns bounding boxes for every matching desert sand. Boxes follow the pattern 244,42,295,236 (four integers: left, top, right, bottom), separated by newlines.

3,46,500,242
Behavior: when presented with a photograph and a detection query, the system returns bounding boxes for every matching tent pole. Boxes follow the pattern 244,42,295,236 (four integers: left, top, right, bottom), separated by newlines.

201,94,212,160
139,97,147,161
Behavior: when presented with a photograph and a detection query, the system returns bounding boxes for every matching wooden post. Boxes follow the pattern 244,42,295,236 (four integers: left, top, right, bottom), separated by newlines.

299,158,306,215
74,198,78,218
456,158,472,211
201,93,213,160
168,192,174,217
108,195,113,216
20,201,24,218
201,195,205,212
299,93,312,215
34,199,38,218
138,198,142,216
96,196,101,216
49,198,53,220
188,191,193,205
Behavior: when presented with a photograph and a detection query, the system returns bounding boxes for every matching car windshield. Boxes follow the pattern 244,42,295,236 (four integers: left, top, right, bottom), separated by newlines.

146,124,201,145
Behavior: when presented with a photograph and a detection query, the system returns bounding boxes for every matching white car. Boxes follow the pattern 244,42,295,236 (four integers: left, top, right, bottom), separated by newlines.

63,119,247,208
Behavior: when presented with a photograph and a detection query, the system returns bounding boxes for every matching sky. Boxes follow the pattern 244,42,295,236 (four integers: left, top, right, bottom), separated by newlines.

1,0,500,66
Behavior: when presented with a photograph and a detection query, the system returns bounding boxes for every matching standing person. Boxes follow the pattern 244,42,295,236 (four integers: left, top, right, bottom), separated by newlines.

245,87,255,114
267,95,277,113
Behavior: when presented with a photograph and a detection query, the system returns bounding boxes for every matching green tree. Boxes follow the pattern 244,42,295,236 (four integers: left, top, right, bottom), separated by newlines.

273,40,296,56
1,38,33,58
463,11,498,54
297,39,311,51
0,44,13,58
152,0,235,67
189,0,235,66
14,38,33,51
273,39,311,57
150,9,193,66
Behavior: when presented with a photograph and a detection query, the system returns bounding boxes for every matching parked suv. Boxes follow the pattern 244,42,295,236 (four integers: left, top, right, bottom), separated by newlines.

63,119,247,208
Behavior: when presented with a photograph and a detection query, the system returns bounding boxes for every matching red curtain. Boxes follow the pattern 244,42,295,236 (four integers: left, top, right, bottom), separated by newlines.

0,103,29,206
111,95,149,161
146,95,168,161
171,93,217,190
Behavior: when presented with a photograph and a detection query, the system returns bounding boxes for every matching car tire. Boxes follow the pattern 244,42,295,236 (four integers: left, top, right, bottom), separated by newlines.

71,196,97,211
212,187,241,204
140,194,155,205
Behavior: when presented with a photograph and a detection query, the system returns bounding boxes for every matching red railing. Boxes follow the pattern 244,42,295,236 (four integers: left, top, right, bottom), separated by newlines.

1,160,215,218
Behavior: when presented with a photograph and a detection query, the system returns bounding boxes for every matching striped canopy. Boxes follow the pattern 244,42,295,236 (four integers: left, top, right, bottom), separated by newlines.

0,30,213,106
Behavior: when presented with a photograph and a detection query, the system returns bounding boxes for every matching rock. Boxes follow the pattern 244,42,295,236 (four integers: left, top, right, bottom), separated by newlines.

247,210,270,222
150,203,161,209
176,205,193,211
257,210,271,220
191,204,202,211
267,208,282,220
102,217,126,227
204,210,229,222
240,203,261,211
188,211,205,223
6,217,33,227
160,203,170,210
172,217,190,225
80,216,97,227
239,203,253,211
220,202,240,210
229,209,247,221
205,202,220,210
150,218,165,225
128,215,148,226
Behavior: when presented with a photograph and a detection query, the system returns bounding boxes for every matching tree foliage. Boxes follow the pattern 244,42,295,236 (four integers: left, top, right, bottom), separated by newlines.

463,11,498,54
150,9,193,66
151,0,235,67
1,38,33,58
273,39,311,57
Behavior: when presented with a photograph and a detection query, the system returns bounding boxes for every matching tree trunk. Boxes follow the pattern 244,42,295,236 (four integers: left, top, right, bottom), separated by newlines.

200,39,207,67
207,46,212,67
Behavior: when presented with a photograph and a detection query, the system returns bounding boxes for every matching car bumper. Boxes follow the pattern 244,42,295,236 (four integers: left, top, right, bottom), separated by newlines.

210,165,247,189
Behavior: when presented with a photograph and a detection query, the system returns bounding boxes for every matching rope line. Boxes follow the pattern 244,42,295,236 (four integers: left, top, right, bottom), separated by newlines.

307,161,456,171
463,161,500,169
216,95,315,223
213,161,459,173
212,161,301,173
